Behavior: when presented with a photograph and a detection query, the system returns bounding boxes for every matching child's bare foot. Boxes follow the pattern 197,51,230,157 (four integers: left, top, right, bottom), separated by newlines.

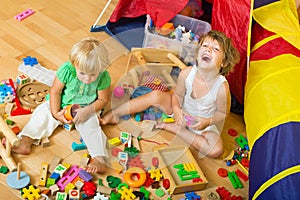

84,156,106,174
99,111,119,125
2,136,34,155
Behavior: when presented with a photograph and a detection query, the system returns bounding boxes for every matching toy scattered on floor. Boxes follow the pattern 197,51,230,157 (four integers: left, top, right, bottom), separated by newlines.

23,56,38,66
17,82,50,109
0,80,15,104
6,163,30,189
14,8,35,21
8,78,32,116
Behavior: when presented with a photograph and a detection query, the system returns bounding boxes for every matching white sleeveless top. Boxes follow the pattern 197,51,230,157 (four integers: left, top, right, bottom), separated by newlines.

182,66,227,135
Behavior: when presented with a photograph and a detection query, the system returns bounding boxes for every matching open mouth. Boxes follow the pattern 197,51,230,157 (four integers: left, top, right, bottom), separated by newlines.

202,54,211,62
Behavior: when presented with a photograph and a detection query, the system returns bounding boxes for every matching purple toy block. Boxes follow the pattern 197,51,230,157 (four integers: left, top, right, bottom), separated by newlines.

15,9,35,21
79,170,93,182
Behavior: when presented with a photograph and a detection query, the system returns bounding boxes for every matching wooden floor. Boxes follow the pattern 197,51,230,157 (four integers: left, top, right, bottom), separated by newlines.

0,1,248,199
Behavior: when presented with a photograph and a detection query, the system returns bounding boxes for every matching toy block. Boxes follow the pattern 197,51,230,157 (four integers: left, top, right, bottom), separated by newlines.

11,125,20,135
108,137,122,147
46,177,56,187
15,9,35,21
74,179,84,191
41,137,50,147
80,157,90,167
23,56,38,66
48,156,62,173
50,184,60,196
78,169,93,182
235,134,249,150
63,123,75,131
65,183,75,193
228,171,243,189
50,172,60,182
55,192,67,200
62,162,71,169
235,169,248,182
53,164,67,178
57,165,82,191
22,185,41,200
71,141,87,151
69,189,80,200
39,162,49,186
5,102,14,114
111,160,123,174
185,191,201,200
97,185,112,195
16,74,29,85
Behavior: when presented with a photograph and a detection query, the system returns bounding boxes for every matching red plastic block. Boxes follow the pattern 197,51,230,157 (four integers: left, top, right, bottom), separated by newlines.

15,9,35,21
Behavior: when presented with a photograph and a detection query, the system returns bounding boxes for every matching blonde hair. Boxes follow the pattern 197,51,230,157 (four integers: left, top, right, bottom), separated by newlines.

69,37,109,74
199,30,240,76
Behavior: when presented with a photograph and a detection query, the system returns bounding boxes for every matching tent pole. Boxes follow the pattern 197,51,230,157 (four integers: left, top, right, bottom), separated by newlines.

90,0,112,31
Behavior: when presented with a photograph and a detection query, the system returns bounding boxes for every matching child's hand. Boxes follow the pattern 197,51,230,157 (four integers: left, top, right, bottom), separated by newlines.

72,107,90,124
54,107,72,124
188,116,211,131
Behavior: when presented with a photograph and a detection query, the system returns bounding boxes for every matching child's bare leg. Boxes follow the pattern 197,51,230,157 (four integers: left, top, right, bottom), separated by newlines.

100,90,172,125
84,156,106,173
2,136,34,155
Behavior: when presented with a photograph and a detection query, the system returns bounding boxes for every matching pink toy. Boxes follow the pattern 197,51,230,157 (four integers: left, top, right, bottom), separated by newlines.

113,86,125,98
15,9,35,21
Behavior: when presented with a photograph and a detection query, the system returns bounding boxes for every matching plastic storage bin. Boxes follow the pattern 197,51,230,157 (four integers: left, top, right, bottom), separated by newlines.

143,14,211,65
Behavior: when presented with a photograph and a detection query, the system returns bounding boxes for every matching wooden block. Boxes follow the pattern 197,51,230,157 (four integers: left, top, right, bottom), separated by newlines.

55,192,67,200
69,189,80,200
39,162,49,186
41,137,50,147
49,184,60,196
97,185,112,195
110,160,123,174
153,145,208,194
79,157,89,167
48,156,61,174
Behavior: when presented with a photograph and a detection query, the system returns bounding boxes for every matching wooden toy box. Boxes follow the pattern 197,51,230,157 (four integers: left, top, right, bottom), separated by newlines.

154,145,208,194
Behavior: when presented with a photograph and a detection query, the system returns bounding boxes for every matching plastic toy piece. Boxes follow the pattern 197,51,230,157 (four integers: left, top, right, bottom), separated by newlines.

39,162,49,186
94,193,109,200
217,168,228,177
148,166,163,181
174,163,200,181
71,141,87,151
228,171,243,189
8,79,32,116
22,185,41,200
23,56,38,66
0,165,9,174
124,167,147,188
106,175,122,188
185,191,201,200
235,134,249,150
57,165,82,191
15,9,35,21
64,104,80,120
6,163,30,189
228,128,238,137
235,169,248,182
118,184,136,200
82,181,96,197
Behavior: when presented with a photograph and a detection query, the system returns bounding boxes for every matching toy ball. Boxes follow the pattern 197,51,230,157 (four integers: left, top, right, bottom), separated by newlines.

113,86,125,98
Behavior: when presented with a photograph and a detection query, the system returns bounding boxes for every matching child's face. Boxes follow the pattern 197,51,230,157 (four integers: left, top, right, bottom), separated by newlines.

197,37,224,71
76,68,100,84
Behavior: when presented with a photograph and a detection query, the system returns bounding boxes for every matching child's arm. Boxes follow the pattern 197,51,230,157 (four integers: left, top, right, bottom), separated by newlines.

172,68,190,125
73,86,110,124
50,77,71,124
190,81,230,131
